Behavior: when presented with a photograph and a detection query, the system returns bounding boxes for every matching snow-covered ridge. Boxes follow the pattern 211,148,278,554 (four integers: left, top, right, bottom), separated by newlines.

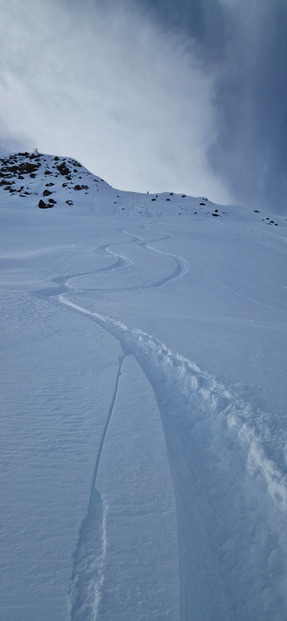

1,151,283,227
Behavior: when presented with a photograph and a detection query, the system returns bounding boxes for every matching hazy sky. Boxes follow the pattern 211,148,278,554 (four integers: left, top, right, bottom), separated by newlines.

0,0,286,210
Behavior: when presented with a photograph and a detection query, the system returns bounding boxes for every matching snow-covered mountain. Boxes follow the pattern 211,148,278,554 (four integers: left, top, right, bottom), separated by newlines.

1,152,287,621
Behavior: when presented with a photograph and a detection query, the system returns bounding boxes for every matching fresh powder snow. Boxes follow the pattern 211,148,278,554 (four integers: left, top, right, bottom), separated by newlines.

0,151,286,620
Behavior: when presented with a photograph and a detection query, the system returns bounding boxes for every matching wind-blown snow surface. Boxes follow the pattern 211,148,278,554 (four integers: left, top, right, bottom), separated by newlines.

0,152,287,620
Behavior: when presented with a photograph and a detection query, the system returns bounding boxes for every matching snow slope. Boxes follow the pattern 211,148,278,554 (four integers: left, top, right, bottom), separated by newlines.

0,152,287,620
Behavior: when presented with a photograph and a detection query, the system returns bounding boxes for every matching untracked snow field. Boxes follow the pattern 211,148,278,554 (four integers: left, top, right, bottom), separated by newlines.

1,153,287,620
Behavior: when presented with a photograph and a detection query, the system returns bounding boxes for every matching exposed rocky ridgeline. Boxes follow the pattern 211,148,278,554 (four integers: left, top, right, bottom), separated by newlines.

0,151,281,226
0,151,103,209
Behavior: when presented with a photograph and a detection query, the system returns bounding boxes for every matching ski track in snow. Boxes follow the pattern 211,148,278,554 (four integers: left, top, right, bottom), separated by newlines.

58,295,287,519
60,295,287,620
60,295,287,619
55,228,188,620
32,224,287,619
69,355,126,621
39,227,189,296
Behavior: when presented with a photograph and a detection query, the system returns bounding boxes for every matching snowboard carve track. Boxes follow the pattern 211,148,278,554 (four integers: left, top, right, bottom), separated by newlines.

60,296,287,620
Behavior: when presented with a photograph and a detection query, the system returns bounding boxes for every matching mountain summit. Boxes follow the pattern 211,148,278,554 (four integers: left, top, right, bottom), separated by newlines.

1,151,283,230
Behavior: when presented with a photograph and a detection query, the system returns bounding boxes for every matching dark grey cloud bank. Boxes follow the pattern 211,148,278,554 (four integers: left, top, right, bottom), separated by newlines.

141,0,287,212
0,0,286,211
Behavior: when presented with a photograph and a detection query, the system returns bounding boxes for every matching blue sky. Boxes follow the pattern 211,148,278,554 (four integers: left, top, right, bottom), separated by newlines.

0,0,286,211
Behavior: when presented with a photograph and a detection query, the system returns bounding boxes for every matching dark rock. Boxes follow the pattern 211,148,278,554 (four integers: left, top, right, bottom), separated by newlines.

57,163,70,176
74,184,89,191
23,162,40,174
38,199,52,209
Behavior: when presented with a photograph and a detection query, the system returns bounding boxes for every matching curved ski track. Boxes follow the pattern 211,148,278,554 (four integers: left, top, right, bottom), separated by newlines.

56,227,189,620
35,227,188,300
41,227,287,620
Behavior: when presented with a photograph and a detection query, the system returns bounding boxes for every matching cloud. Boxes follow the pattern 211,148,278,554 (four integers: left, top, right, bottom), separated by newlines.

1,0,286,211
136,0,287,212
0,0,231,203
211,0,287,211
